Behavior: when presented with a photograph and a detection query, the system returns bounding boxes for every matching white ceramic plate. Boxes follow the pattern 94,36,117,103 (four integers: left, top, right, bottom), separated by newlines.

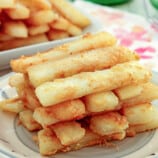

0,71,158,158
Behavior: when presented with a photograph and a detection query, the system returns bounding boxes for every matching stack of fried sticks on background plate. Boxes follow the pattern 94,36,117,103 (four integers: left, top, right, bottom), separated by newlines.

0,0,90,51
1,32,158,156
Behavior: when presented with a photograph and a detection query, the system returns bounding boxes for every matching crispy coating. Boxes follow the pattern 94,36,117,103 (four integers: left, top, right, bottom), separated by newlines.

35,61,151,106
9,73,25,88
38,128,63,156
90,112,128,136
121,82,158,107
33,99,86,127
122,103,155,125
19,110,42,131
114,84,143,100
52,121,85,146
28,46,139,87
0,97,24,113
11,32,116,73
83,91,119,113
9,73,41,110
126,106,158,135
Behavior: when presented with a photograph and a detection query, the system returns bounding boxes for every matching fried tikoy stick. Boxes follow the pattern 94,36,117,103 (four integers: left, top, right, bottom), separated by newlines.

50,15,83,36
4,21,28,38
28,46,139,87
11,32,117,73
28,24,50,36
125,104,158,136
33,99,86,127
9,73,41,110
38,128,64,156
24,87,41,110
121,82,158,107
49,16,69,31
0,98,25,113
35,61,151,107
66,22,83,36
68,129,101,151
114,84,143,100
122,103,156,125
28,10,57,25
9,73,32,99
19,110,42,131
9,73,25,96
90,112,128,136
83,91,120,113
9,73,25,86
52,121,86,146
49,0,90,28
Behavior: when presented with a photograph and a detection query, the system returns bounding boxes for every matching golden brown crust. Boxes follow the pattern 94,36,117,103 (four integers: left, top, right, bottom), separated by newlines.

122,103,155,125
10,32,116,73
121,82,158,107
27,46,139,87
52,121,86,146
19,110,42,131
90,112,128,136
0,97,25,113
35,61,151,106
33,99,86,127
38,128,64,156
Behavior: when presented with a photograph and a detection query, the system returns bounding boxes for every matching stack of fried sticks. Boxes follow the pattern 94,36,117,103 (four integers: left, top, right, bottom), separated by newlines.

1,32,158,156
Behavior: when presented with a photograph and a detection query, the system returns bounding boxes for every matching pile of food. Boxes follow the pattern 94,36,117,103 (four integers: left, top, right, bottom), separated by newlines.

1,32,158,156
0,0,90,51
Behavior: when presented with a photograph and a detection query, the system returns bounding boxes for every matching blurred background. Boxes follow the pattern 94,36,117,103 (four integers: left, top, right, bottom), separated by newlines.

79,0,158,34
85,0,158,19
